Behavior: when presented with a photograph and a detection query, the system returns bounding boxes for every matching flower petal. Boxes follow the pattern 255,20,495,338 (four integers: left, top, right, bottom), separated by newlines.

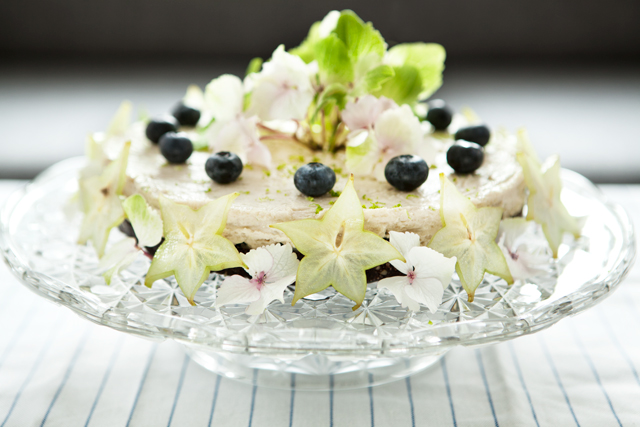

409,246,456,287
373,104,423,160
263,243,299,283
241,247,274,278
342,95,397,131
377,276,409,306
404,277,444,313
215,275,261,307
204,74,244,122
389,231,421,259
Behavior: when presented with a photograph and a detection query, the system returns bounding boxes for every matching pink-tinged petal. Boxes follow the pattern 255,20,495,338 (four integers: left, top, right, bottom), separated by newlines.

404,277,444,313
215,275,261,307
342,95,398,131
246,294,269,315
246,139,273,170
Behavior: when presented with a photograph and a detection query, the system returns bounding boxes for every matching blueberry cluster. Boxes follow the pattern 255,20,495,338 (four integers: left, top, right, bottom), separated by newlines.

145,101,201,164
425,99,491,175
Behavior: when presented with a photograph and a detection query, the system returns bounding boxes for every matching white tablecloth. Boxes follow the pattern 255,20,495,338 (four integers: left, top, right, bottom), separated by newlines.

0,181,638,427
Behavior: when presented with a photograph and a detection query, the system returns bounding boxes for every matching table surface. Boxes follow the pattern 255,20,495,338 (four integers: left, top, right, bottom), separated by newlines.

0,180,638,427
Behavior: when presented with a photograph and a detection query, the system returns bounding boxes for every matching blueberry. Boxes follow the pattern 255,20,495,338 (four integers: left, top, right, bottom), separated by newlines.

447,141,484,174
146,116,178,143
206,151,243,184
384,155,429,191
171,102,201,127
159,132,193,164
293,163,336,197
454,125,491,147
426,99,453,131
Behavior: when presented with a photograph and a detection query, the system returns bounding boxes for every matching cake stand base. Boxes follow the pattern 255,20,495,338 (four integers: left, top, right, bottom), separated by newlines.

184,346,448,390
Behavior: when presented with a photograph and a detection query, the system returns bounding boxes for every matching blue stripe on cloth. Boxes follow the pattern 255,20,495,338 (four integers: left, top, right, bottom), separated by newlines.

405,376,415,427
440,357,457,427
368,373,374,427
126,343,158,427
539,335,580,427
329,374,334,427
84,336,124,427
475,349,499,427
40,329,90,426
207,375,222,427
599,309,640,388
570,322,623,427
0,315,63,427
289,374,295,427
0,303,37,373
247,369,258,427
507,342,540,427
167,353,190,427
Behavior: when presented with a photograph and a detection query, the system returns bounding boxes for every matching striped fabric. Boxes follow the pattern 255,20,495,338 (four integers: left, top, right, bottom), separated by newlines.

0,182,638,427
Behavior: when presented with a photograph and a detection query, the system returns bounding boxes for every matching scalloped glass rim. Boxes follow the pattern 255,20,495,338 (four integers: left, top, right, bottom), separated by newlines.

0,157,636,359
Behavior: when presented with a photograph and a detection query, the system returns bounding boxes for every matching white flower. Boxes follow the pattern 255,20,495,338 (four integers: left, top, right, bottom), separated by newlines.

247,45,315,121
203,74,272,169
215,244,299,315
342,95,397,131
345,100,428,180
378,231,456,312
207,115,272,169
497,218,551,281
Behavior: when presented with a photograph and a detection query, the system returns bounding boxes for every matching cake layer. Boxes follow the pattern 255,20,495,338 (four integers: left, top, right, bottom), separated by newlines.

106,123,525,248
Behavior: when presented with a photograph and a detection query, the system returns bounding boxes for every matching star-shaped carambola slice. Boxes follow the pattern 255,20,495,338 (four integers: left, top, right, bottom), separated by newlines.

517,147,582,258
271,176,404,309
78,141,131,257
428,174,513,301
144,194,244,305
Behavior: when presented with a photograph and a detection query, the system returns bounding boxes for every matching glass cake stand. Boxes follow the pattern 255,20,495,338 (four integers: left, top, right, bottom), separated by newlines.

0,157,636,390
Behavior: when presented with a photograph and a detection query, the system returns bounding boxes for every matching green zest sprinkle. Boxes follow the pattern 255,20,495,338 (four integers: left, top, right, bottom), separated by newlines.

312,156,321,163
277,163,287,171
406,194,418,199
329,190,342,197
204,188,212,193
329,200,336,205
392,203,402,208
258,196,274,202
240,191,250,195
245,164,254,171
306,196,314,201
289,155,305,163
430,164,437,169
311,203,323,214
263,170,271,177
265,188,270,194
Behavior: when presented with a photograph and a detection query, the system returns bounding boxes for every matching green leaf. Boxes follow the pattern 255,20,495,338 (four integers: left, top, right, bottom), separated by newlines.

354,64,395,95
375,64,423,106
312,82,348,121
333,11,386,66
386,43,446,100
245,57,263,76
289,11,340,63
315,34,354,84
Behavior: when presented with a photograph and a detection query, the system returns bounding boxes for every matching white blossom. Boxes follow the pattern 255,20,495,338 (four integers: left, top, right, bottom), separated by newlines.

215,244,299,315
247,45,315,121
378,231,456,312
497,218,551,281
203,74,272,168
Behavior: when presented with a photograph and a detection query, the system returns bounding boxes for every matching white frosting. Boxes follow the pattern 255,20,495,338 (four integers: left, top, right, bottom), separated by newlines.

108,123,525,248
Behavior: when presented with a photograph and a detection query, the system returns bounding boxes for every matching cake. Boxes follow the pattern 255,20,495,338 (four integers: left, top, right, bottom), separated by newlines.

79,10,582,313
